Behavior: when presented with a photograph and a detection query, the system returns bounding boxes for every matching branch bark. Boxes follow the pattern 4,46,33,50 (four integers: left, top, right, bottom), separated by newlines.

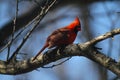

0,28,120,76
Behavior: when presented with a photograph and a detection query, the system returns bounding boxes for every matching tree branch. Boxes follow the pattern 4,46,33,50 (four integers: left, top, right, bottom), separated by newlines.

0,28,119,76
85,28,120,46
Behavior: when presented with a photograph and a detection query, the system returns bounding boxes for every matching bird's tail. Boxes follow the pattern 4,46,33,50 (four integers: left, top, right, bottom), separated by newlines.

32,44,48,61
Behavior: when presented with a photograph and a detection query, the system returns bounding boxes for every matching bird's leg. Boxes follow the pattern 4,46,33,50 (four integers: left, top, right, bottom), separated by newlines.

56,47,61,55
56,45,68,55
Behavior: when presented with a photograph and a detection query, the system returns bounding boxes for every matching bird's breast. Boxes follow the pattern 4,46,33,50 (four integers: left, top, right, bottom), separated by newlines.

67,32,77,44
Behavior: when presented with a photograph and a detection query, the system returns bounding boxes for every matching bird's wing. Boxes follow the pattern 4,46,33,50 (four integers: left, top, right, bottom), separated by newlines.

47,28,71,48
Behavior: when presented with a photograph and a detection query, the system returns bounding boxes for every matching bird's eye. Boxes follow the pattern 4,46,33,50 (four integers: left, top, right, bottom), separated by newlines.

76,25,80,28
76,26,79,28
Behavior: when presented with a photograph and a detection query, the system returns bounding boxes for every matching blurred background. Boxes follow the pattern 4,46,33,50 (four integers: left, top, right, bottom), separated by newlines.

0,0,120,80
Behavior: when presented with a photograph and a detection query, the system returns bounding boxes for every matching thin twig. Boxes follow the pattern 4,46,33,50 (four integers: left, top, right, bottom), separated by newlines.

7,0,19,61
42,57,71,68
0,0,56,53
0,11,38,53
8,0,57,62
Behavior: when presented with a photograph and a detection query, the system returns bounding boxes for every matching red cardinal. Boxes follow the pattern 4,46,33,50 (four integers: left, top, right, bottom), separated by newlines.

32,17,81,61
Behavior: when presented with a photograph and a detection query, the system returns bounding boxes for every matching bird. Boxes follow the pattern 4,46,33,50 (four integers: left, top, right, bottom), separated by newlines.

32,17,81,61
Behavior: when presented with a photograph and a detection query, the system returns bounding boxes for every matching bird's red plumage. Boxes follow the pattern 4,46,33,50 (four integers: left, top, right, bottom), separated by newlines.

32,17,81,61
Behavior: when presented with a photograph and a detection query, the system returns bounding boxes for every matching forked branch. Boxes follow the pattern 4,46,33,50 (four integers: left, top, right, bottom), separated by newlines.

0,28,119,76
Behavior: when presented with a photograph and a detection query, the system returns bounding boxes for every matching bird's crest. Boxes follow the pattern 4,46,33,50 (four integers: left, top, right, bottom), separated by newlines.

68,16,81,30
74,16,80,26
